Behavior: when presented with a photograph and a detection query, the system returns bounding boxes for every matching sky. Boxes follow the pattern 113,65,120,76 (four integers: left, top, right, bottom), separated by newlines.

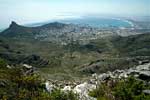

0,0,150,28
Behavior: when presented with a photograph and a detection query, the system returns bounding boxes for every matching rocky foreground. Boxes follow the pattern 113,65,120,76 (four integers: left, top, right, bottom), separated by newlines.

45,62,150,100
1,58,150,100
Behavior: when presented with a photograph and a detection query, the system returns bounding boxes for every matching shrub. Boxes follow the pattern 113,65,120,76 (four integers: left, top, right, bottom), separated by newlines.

0,58,7,68
113,77,150,100
50,89,79,100
89,83,114,100
89,77,150,100
0,63,79,100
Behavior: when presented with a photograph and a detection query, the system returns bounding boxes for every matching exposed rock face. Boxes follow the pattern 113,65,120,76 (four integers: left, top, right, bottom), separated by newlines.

22,64,32,69
139,71,150,81
45,62,150,100
135,63,150,71
9,21,19,29
97,73,111,81
73,82,96,100
61,86,72,92
143,90,150,95
94,62,150,81
130,63,150,81
45,81,56,93
45,81,96,100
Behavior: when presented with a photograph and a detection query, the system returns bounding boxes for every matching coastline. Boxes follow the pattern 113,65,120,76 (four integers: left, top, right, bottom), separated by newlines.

111,17,134,27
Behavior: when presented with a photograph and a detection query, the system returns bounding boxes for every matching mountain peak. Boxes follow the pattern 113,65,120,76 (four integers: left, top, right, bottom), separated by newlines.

9,21,19,28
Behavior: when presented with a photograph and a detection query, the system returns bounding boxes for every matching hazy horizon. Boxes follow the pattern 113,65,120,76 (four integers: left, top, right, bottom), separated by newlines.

0,0,149,29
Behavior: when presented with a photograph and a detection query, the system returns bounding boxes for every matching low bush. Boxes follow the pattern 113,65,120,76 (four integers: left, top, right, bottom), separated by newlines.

0,59,79,100
89,77,150,100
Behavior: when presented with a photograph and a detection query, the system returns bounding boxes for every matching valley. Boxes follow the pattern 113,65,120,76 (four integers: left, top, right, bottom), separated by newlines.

0,20,150,80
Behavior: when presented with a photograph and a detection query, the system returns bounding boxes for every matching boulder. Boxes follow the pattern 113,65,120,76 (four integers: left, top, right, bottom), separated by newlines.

45,81,56,93
143,90,150,95
135,63,150,71
73,82,96,100
62,86,72,92
98,73,110,81
22,64,32,69
138,71,150,81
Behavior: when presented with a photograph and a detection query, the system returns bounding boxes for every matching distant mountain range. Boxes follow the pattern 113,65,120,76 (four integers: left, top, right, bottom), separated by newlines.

0,21,113,43
1,21,69,36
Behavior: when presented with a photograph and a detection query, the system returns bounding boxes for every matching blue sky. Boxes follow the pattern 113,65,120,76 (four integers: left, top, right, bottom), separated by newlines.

0,0,149,28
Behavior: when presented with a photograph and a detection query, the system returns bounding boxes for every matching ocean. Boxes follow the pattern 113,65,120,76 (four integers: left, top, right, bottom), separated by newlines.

58,17,133,28
24,17,133,29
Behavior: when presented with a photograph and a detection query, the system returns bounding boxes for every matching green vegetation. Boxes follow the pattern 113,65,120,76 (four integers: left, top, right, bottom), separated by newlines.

50,89,79,100
0,59,79,100
89,77,150,100
0,33,150,80
113,77,150,100
0,58,7,68
112,33,150,56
